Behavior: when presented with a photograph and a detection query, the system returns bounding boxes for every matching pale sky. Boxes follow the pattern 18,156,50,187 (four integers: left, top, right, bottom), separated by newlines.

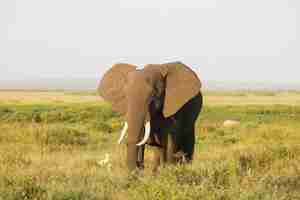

0,0,299,83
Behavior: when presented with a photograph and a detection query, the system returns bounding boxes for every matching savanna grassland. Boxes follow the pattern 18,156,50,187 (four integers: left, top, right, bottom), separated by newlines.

0,90,300,200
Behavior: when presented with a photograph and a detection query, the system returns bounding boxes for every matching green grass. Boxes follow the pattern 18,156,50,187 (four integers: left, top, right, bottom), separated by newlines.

0,91,299,199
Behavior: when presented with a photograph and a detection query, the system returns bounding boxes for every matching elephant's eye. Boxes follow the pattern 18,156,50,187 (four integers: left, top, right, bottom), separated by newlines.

149,95,162,110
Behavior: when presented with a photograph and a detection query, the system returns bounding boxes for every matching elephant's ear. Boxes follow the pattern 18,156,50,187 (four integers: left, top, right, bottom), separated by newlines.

97,63,137,115
161,62,202,117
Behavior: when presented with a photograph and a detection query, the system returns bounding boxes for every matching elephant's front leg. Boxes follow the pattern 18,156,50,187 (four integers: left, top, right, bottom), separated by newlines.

152,133,176,173
166,133,176,164
136,125,146,170
160,132,177,165
152,147,164,173
137,145,145,169
153,133,168,172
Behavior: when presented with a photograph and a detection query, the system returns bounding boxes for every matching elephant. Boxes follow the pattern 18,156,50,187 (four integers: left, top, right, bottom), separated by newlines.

97,61,203,172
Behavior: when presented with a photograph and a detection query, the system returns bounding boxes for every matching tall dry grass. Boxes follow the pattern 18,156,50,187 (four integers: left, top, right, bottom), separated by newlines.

0,91,299,199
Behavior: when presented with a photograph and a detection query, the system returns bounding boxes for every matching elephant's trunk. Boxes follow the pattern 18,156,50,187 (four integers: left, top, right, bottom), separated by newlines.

126,96,149,171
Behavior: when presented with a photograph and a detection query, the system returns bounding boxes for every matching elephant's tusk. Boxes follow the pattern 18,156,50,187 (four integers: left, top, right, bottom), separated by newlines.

118,122,128,144
136,122,151,146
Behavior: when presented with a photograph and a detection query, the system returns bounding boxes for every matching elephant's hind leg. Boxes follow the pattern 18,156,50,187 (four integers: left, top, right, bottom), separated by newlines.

171,126,195,164
176,92,202,163
181,126,195,162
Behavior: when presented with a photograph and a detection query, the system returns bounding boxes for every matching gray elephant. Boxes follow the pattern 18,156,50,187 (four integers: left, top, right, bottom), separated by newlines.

98,62,203,172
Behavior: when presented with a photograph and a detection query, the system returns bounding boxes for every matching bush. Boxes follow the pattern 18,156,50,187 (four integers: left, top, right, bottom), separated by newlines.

1,176,47,200
44,125,91,146
0,104,121,126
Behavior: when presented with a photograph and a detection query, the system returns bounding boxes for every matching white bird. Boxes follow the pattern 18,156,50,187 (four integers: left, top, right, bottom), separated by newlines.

97,153,110,166
223,120,240,128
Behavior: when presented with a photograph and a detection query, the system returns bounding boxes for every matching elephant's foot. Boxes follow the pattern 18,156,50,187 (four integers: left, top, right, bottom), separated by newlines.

136,161,144,170
173,151,187,164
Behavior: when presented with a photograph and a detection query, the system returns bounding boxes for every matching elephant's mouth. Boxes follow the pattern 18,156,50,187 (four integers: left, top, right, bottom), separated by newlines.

146,133,163,147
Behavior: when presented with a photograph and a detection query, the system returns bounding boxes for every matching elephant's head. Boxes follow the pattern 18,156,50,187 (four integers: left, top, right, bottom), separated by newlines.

98,62,201,170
